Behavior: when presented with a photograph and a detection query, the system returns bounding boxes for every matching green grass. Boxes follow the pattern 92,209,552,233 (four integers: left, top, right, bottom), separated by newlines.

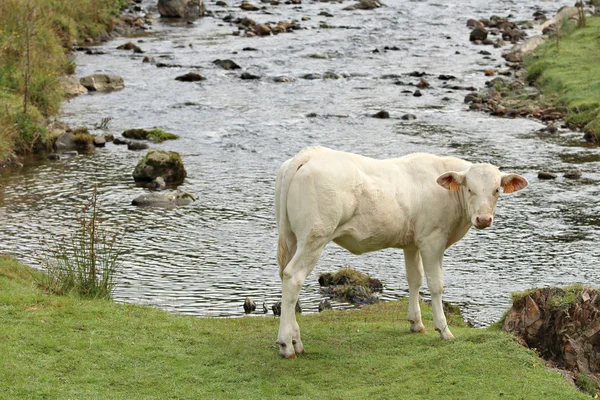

525,16,600,139
0,256,588,399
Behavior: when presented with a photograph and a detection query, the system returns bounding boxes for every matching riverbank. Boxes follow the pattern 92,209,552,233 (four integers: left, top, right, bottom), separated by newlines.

525,15,600,142
0,257,588,399
468,14,600,143
0,0,129,164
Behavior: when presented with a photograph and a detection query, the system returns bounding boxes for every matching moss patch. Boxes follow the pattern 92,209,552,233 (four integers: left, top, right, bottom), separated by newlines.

123,128,180,143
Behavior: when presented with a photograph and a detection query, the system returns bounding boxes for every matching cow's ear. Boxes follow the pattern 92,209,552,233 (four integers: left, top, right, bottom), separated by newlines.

437,172,464,191
501,173,528,194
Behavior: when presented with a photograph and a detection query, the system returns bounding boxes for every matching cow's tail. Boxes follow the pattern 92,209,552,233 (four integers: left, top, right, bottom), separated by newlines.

276,147,320,279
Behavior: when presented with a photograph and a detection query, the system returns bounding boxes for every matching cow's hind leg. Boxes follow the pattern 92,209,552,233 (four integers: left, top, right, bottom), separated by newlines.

277,241,324,358
404,249,426,333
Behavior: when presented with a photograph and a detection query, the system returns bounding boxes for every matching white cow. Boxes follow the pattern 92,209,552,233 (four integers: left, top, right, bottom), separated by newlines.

275,146,528,359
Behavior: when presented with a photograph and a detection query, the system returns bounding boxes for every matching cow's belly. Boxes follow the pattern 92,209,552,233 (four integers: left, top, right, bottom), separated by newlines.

333,234,390,255
332,219,413,255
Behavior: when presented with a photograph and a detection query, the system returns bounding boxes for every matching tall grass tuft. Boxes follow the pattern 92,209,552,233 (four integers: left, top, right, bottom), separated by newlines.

37,186,121,299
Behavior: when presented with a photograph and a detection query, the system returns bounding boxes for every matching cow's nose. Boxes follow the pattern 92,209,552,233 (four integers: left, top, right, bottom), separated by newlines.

476,216,492,227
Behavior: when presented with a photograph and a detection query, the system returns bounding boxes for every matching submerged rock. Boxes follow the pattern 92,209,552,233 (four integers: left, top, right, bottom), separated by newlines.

131,190,197,207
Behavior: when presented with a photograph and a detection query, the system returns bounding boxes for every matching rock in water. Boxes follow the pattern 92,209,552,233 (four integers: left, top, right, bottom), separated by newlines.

79,74,124,92
318,299,332,312
469,27,487,42
158,0,204,18
132,150,187,183
213,59,241,70
243,297,256,314
372,110,390,119
131,190,196,207
175,72,205,82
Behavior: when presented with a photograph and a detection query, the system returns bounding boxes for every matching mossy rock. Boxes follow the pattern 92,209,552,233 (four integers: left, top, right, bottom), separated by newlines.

132,150,187,184
122,128,180,143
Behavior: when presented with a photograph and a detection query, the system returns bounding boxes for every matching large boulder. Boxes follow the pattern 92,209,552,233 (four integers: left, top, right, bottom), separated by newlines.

132,150,187,184
58,75,88,97
158,0,204,18
79,74,124,92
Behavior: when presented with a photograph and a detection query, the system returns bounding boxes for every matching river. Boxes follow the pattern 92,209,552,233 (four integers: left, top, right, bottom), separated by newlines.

0,0,598,326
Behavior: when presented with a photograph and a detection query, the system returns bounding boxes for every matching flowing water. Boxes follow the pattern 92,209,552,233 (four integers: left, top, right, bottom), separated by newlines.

1,0,599,326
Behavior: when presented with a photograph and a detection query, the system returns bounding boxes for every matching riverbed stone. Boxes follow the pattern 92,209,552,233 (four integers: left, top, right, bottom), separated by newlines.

538,171,557,180
132,150,187,184
131,189,196,207
469,27,488,42
466,19,484,28
372,110,389,119
213,59,241,70
128,140,150,151
80,74,124,92
563,169,582,179
240,72,260,80
158,0,204,18
175,72,205,82
117,41,143,53
93,136,107,147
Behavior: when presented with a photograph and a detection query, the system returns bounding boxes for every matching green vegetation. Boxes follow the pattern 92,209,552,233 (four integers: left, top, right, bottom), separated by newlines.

0,0,127,163
511,284,590,311
524,16,600,140
122,128,180,143
36,186,121,299
0,259,588,399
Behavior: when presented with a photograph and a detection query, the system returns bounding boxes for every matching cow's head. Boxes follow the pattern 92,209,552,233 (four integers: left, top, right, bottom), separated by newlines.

436,164,528,230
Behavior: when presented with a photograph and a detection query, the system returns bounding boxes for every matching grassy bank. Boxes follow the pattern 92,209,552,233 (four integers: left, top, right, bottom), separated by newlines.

0,257,588,399
525,16,600,140
0,0,127,163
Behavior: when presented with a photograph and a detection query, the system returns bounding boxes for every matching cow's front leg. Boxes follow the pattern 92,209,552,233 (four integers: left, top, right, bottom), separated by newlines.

419,241,454,340
277,243,323,358
404,249,426,333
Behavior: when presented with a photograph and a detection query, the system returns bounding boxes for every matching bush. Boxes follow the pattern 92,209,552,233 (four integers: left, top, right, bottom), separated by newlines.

36,186,122,299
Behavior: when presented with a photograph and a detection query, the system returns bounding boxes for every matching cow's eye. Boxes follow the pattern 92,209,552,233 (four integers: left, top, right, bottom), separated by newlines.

495,188,500,194
468,189,472,195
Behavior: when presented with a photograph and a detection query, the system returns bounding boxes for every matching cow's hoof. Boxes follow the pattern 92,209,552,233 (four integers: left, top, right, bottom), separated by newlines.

278,341,296,358
409,320,426,333
292,339,305,354
436,327,455,340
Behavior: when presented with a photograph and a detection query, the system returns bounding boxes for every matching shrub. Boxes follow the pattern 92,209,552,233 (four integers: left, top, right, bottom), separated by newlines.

36,186,121,299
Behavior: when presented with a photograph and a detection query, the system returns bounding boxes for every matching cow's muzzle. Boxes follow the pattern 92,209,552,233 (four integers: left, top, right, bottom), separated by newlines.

473,215,493,229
